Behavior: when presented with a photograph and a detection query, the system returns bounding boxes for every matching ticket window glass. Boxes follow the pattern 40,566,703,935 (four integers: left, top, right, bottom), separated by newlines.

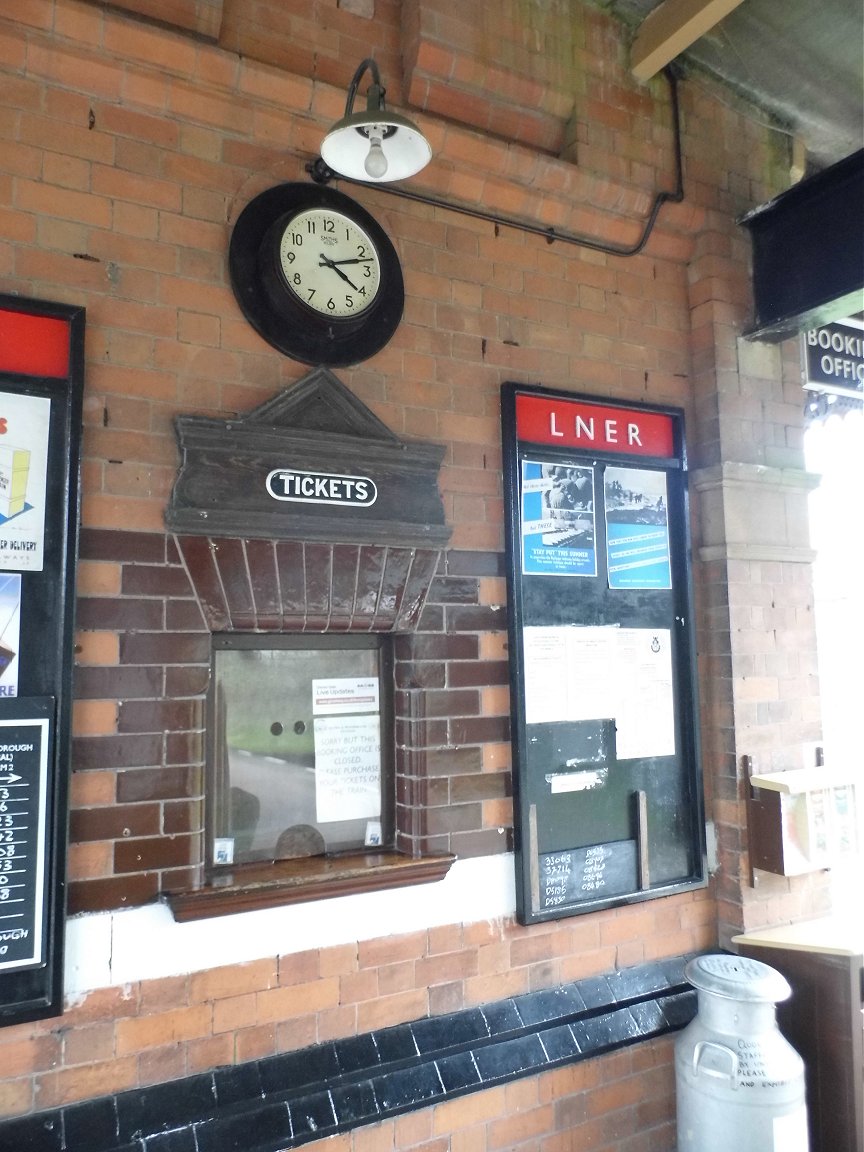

208,635,393,867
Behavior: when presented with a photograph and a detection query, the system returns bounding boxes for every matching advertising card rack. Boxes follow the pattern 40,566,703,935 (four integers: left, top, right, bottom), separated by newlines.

501,382,706,924
0,295,84,1023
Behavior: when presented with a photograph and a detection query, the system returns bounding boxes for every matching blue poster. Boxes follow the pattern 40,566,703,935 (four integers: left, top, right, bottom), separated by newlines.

604,467,671,589
0,573,21,697
521,461,597,577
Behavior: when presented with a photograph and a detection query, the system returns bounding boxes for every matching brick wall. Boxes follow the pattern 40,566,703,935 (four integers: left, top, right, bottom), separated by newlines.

68,532,516,913
0,904,707,1133
0,0,824,1142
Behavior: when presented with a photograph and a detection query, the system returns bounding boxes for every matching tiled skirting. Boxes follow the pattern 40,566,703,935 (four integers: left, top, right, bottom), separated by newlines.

0,957,698,1152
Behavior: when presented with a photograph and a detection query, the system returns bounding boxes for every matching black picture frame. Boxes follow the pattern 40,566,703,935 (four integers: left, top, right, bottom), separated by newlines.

501,381,706,924
0,294,84,1023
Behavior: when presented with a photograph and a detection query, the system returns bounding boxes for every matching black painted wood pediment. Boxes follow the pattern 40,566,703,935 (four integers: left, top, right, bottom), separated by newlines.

165,366,450,549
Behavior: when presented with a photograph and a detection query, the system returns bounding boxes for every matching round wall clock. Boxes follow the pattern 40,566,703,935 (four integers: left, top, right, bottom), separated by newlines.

229,183,404,367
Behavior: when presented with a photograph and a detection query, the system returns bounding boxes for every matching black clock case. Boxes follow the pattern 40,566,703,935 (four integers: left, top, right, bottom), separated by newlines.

230,183,404,367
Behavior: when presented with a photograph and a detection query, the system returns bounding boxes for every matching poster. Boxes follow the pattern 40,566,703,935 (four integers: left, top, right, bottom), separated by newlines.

313,713,381,823
311,676,379,715
520,460,597,577
523,625,617,725
604,466,671,590
311,676,382,823
613,628,675,760
523,625,675,760
0,575,21,698
0,392,50,573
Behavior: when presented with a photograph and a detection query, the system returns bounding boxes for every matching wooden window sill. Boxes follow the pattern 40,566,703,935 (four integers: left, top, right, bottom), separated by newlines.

163,850,457,922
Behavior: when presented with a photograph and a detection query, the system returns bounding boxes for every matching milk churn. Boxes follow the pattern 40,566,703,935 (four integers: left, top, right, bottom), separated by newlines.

675,953,808,1152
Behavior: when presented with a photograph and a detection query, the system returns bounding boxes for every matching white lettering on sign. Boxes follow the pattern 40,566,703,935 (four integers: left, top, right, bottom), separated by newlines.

266,469,377,507
550,412,644,447
807,327,864,357
818,355,864,381
0,716,49,972
803,320,864,389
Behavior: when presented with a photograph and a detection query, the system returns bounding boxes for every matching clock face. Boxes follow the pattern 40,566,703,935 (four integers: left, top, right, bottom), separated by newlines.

278,209,382,318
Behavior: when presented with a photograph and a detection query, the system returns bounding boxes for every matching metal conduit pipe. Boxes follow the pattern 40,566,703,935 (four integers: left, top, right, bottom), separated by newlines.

307,64,685,258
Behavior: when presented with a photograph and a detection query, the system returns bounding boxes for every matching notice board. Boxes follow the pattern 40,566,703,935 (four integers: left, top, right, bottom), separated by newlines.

501,382,706,924
0,296,84,1022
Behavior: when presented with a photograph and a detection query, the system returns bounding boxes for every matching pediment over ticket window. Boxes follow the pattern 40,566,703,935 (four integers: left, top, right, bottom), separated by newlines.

165,367,451,633
241,364,404,440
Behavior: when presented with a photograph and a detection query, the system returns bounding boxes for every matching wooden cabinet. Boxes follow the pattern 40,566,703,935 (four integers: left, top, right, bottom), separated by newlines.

733,918,863,1152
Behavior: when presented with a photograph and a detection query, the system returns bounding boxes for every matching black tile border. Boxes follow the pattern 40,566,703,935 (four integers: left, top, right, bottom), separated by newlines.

0,956,699,1152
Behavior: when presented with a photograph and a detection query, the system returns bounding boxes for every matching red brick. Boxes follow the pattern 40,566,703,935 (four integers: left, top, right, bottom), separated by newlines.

115,1004,211,1054
35,1056,139,1110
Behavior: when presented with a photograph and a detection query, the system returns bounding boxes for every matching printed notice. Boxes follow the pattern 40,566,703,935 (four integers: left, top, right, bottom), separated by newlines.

604,466,671,590
0,710,51,972
523,625,675,760
520,461,597,577
523,626,618,725
314,713,381,823
0,392,50,573
614,629,675,760
0,575,21,698
312,677,379,715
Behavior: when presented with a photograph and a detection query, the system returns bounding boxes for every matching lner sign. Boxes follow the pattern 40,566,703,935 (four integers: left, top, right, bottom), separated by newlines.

515,394,675,458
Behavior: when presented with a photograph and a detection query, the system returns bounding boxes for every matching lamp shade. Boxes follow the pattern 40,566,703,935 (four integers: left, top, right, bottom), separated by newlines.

321,111,432,183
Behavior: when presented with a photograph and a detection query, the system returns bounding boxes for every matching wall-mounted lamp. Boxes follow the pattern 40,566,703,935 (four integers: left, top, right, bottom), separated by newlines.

319,58,431,183
309,65,684,263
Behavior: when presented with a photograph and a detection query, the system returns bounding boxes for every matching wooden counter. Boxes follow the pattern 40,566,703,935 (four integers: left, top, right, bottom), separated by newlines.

733,914,863,957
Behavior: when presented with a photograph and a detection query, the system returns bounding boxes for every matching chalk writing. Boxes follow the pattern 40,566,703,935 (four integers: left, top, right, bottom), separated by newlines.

539,840,637,909
0,714,49,972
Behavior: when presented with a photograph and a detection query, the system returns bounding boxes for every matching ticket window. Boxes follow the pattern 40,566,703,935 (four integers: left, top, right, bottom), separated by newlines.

207,634,393,868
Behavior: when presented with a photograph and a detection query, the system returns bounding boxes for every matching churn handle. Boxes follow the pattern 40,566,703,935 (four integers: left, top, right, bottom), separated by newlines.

692,1040,739,1088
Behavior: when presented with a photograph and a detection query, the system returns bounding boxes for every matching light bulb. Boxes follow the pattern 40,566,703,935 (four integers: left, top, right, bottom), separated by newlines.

364,130,388,179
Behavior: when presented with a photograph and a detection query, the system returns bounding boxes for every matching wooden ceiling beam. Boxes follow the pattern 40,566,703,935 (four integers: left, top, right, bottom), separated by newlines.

631,0,746,80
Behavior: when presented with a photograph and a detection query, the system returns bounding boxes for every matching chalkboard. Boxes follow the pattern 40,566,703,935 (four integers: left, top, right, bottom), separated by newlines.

0,699,53,970
502,382,707,924
538,840,637,910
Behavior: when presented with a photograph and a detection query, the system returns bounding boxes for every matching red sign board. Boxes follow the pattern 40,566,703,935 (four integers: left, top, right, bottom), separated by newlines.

515,394,675,458
0,308,71,379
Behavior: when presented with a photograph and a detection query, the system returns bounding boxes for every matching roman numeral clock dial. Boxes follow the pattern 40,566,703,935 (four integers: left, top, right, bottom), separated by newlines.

228,183,404,367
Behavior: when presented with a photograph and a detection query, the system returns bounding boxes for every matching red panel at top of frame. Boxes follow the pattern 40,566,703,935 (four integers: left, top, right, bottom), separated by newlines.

515,393,675,458
0,308,71,379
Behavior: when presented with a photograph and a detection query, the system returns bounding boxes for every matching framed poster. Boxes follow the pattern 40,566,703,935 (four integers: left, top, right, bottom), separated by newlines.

502,382,706,924
0,296,84,1023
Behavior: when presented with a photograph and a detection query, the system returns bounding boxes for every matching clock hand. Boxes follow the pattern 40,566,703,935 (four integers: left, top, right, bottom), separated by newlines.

319,255,360,292
326,257,375,266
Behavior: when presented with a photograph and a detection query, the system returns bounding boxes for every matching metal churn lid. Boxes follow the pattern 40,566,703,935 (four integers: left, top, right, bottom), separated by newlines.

684,954,792,1004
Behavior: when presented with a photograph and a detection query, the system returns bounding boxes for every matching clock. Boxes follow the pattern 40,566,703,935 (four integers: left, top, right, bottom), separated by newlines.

229,183,404,367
